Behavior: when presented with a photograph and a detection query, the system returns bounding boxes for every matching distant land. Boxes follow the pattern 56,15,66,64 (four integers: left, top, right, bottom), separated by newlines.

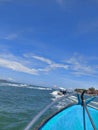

0,79,98,95
75,88,98,95
0,79,13,83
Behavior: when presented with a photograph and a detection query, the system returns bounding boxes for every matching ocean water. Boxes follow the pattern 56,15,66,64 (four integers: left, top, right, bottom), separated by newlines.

0,80,72,130
0,80,55,130
0,80,98,130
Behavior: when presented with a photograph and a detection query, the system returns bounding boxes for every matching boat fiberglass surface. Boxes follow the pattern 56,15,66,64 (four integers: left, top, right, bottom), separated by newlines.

40,105,98,130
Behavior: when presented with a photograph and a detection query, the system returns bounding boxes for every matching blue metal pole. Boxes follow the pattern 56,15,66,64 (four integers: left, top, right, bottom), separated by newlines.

83,103,86,130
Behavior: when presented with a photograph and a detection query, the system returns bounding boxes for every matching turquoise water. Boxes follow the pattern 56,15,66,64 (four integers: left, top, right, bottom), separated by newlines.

40,105,98,130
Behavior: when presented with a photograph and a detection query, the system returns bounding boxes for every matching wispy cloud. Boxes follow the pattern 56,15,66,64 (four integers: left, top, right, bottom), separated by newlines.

0,53,38,75
0,58,38,75
0,53,69,75
32,55,52,65
26,54,98,76
32,55,68,72
65,55,96,76
1,52,98,77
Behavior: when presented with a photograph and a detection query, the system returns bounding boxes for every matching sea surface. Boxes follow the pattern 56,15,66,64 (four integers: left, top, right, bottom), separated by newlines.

0,80,69,130
0,80,98,130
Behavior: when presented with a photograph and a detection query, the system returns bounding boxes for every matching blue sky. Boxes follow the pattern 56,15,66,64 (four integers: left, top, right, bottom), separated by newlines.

0,0,98,88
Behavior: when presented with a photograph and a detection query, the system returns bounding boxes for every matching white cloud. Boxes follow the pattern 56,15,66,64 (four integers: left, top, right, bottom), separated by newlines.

0,53,68,75
32,54,97,76
65,55,96,76
32,55,68,72
38,63,68,72
0,58,38,75
0,53,30,66
0,52,96,77
50,63,68,69
32,55,52,65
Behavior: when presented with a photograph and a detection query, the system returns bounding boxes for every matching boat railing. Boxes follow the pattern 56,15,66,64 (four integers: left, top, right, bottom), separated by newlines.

24,93,77,130
24,92,98,130
81,91,96,130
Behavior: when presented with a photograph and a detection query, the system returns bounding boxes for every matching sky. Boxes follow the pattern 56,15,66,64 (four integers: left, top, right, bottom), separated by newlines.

0,0,98,88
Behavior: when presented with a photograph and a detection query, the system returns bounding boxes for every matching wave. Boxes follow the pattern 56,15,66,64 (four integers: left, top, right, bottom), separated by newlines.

51,95,76,110
0,82,52,91
50,91,64,99
26,86,52,91
0,83,20,87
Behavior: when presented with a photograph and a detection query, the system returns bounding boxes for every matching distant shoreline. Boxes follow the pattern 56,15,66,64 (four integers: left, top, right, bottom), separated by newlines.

75,88,98,95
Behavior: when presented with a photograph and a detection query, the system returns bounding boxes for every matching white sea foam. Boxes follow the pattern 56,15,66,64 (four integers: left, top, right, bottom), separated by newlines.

50,91,64,99
20,84,28,87
0,83,19,87
35,87,52,90
0,82,52,91
50,92,75,109
26,86,52,90
6,83,28,88
51,96,75,110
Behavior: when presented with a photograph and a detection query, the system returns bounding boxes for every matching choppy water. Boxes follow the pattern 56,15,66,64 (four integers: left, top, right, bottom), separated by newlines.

0,80,98,130
0,81,54,130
